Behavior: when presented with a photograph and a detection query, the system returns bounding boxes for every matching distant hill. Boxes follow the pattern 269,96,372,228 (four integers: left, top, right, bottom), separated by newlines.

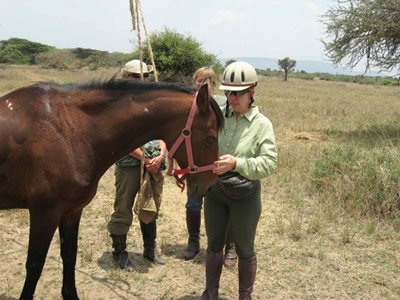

218,57,392,77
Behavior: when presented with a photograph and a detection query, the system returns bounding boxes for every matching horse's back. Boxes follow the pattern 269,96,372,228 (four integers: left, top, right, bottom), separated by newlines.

0,83,92,209
0,83,55,160
0,82,55,131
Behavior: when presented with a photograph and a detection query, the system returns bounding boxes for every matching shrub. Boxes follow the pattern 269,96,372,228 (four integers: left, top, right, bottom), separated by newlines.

35,49,74,70
35,48,130,70
0,38,53,64
310,146,400,218
0,45,30,64
133,27,217,80
380,79,393,86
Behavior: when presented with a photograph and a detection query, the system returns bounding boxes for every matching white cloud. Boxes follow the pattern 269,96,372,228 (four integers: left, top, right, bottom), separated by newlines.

305,2,323,15
208,9,251,25
221,0,254,4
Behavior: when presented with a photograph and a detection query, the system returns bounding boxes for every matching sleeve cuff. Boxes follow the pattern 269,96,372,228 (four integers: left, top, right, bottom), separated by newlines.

233,157,244,173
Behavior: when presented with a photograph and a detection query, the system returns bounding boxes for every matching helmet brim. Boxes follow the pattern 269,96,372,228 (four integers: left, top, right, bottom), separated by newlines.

219,82,257,91
146,65,154,73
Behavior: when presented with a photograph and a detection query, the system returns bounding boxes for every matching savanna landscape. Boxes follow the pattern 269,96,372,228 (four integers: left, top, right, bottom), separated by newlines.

1,64,400,299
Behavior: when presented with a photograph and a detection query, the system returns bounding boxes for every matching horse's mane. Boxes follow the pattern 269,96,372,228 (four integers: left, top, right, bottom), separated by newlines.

43,78,224,131
45,78,196,95
210,97,224,132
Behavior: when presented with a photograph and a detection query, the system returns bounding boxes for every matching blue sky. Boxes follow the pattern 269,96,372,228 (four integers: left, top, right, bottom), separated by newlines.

1,1,342,65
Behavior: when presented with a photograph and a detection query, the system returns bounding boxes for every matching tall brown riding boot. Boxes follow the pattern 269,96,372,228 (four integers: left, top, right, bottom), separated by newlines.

223,225,237,268
183,210,201,260
110,234,134,271
200,250,223,300
140,220,165,265
238,256,257,300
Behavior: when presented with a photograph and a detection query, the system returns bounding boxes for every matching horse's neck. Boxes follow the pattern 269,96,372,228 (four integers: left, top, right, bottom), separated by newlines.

80,90,191,174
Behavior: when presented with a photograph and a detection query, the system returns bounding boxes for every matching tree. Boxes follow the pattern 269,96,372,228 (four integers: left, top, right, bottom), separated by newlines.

224,59,236,67
212,61,224,78
0,38,53,64
321,0,400,74
278,57,296,81
0,45,30,64
134,27,217,80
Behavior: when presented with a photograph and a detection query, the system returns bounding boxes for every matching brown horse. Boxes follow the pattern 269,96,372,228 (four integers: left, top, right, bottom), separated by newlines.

0,79,224,300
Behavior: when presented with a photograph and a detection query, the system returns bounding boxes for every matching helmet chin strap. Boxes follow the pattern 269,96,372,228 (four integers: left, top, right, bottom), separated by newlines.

225,100,231,117
249,96,255,108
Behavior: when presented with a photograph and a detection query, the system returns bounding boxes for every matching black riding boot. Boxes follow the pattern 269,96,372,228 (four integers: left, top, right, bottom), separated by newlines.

200,250,223,300
183,210,201,260
140,220,165,265
239,256,257,300
110,234,134,271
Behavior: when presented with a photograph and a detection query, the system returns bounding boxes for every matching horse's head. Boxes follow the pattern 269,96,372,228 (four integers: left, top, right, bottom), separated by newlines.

169,83,224,196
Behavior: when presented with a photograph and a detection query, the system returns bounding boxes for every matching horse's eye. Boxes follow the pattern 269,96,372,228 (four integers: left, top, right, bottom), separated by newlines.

206,136,216,144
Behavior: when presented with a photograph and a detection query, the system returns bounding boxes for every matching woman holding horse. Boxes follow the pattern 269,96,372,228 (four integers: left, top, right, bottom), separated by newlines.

183,66,238,269
107,59,166,269
201,61,278,300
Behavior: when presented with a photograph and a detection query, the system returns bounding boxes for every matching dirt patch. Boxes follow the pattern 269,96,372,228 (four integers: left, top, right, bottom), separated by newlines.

294,131,327,142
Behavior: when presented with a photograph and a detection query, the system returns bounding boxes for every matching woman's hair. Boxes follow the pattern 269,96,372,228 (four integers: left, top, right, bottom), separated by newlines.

192,67,217,85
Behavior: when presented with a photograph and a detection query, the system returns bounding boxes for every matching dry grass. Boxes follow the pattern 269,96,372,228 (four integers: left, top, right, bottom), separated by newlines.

1,65,400,299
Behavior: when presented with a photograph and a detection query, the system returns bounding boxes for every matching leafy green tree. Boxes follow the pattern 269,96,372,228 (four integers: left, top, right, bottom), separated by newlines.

224,59,236,67
133,27,217,80
0,45,30,64
0,38,53,64
72,48,107,59
213,61,224,78
321,0,400,74
278,57,296,81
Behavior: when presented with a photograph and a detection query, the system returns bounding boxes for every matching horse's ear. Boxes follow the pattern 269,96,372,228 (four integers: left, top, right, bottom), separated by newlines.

196,83,210,113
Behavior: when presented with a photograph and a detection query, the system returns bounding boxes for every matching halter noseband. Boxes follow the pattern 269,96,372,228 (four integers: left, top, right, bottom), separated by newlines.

167,91,217,191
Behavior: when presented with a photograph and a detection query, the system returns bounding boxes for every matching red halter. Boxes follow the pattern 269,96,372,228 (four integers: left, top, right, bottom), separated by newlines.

167,91,217,191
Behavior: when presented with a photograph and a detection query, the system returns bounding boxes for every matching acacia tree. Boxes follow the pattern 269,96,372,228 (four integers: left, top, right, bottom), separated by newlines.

321,0,400,74
278,57,296,81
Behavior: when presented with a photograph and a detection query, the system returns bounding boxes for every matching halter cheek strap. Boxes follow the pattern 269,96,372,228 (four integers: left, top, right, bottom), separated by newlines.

167,91,217,191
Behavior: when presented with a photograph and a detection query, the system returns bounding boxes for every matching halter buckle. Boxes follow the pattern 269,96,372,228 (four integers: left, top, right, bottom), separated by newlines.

188,166,198,173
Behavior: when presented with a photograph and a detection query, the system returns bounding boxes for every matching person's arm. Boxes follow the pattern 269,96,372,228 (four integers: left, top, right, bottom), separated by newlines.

158,140,167,160
233,123,277,179
129,147,143,160
213,117,277,180
145,140,166,174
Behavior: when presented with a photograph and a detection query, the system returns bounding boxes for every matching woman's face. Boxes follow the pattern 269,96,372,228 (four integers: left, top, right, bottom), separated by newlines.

226,89,252,115
194,76,216,94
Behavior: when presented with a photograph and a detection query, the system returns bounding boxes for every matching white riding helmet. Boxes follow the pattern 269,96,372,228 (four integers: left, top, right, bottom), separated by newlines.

219,61,257,91
121,59,153,77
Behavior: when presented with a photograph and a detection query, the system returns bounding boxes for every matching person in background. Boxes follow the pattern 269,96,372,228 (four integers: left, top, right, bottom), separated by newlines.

200,61,277,299
183,67,238,268
107,59,167,270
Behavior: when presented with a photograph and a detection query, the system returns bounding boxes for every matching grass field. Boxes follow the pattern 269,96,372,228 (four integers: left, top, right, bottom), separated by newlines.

1,65,400,299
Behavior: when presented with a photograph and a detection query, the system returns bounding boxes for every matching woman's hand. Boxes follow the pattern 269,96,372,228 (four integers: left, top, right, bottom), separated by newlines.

213,154,236,175
145,155,163,174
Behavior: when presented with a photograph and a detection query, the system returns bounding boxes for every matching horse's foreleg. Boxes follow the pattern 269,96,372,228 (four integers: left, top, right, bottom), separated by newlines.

20,210,60,300
59,210,83,300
